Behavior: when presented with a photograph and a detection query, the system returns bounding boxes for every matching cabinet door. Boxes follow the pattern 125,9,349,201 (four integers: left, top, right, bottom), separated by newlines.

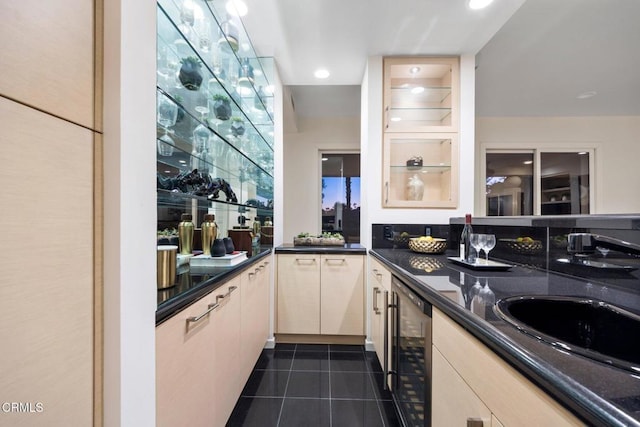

382,133,459,208
432,346,492,426
0,97,94,426
277,254,320,334
157,293,217,427
320,255,364,335
212,278,242,423
0,0,95,129
240,259,271,384
369,257,392,375
383,57,459,133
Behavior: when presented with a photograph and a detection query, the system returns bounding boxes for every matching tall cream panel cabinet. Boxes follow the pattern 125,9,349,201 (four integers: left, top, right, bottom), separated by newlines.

0,0,100,426
369,256,392,387
276,254,365,338
156,259,271,426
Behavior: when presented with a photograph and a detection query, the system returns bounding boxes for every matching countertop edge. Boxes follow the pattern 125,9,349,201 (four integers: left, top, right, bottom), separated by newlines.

369,249,638,427
155,249,272,326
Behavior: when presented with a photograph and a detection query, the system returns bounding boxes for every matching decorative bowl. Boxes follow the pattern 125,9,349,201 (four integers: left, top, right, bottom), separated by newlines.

408,237,448,254
499,238,543,254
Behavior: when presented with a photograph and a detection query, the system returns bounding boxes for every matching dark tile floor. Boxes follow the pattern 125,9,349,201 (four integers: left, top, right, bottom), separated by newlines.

227,344,400,427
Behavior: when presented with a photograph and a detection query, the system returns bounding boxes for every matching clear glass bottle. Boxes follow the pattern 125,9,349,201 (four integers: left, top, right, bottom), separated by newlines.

460,213,473,262
200,214,218,256
252,217,261,244
178,213,194,255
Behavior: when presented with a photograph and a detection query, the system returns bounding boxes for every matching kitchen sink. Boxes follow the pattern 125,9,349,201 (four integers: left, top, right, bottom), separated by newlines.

494,295,640,374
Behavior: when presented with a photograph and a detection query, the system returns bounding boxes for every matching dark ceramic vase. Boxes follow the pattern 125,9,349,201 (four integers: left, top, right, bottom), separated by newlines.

223,237,235,254
211,238,226,257
213,99,232,121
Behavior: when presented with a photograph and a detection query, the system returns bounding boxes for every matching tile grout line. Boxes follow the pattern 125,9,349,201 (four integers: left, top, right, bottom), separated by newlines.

275,344,296,427
365,350,389,427
328,346,332,427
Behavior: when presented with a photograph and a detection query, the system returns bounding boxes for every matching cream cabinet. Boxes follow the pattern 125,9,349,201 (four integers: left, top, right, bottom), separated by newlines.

276,254,364,336
157,275,251,427
240,258,271,383
432,308,583,426
0,0,96,129
382,133,459,208
369,256,392,376
432,347,492,426
276,254,321,334
382,57,459,209
383,57,459,133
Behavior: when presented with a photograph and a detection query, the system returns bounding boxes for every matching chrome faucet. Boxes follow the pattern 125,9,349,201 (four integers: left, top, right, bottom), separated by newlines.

567,233,640,256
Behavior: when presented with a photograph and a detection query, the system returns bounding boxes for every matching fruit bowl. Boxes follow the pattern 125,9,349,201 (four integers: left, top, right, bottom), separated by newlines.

408,237,447,254
499,238,543,254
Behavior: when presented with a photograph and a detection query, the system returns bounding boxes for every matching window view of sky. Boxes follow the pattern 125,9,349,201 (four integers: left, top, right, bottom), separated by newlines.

323,177,361,210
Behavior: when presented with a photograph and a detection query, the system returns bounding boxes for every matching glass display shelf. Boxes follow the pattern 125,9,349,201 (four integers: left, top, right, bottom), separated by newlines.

390,165,452,174
383,56,458,133
157,8,274,148
156,88,273,176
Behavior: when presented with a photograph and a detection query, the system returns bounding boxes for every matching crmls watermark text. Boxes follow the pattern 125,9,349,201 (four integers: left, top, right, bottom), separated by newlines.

1,402,44,413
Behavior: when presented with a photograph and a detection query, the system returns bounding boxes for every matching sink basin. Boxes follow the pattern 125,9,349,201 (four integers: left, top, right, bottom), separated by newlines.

494,295,640,373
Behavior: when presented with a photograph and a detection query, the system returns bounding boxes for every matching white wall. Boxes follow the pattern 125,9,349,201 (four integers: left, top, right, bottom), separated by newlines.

476,116,640,214
360,55,477,248
282,117,360,242
103,0,157,425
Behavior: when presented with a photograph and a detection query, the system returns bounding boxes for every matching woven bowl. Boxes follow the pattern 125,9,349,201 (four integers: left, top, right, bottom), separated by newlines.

500,238,543,254
408,237,447,254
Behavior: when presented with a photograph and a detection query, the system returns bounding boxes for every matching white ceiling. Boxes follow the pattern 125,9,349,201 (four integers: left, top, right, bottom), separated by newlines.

241,0,640,118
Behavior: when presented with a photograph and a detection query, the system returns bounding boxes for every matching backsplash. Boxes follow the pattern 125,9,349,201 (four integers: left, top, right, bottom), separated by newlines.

375,215,640,293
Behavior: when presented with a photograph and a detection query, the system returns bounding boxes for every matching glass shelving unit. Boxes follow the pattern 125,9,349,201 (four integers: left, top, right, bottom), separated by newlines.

156,0,274,240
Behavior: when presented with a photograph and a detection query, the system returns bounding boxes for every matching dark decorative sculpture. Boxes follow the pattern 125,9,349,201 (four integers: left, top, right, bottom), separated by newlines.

157,169,238,203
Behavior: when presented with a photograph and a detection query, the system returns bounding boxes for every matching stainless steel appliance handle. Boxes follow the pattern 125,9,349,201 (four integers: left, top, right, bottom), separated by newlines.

383,289,390,390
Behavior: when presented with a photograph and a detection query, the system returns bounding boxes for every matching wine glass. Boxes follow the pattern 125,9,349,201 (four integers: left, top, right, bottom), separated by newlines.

157,93,178,156
192,108,212,174
479,278,495,306
470,233,485,264
482,234,496,263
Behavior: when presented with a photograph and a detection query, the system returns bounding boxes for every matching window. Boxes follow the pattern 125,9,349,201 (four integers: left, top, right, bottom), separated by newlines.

321,153,360,243
483,148,593,216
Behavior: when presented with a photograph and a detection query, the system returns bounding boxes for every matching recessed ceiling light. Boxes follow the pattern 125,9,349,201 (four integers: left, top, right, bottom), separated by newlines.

577,91,597,99
390,117,402,122
164,170,172,173
409,66,420,74
411,86,425,94
469,0,493,9
226,0,248,17
322,157,328,161
314,69,330,79
523,160,533,165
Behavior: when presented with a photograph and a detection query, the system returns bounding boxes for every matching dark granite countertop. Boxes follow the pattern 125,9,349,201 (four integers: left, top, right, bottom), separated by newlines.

275,243,367,254
370,248,640,427
156,248,271,325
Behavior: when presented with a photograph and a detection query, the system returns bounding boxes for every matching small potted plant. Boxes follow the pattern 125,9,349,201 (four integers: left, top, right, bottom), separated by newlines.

212,94,232,121
230,116,246,137
178,56,203,91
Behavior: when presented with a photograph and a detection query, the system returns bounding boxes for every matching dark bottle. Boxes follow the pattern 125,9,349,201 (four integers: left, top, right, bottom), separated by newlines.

460,214,473,262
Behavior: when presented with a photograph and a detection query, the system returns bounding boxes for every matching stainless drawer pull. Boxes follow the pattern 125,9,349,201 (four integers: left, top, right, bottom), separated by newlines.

186,302,220,323
216,285,238,303
373,287,380,314
324,258,346,262
295,258,316,263
249,272,256,278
